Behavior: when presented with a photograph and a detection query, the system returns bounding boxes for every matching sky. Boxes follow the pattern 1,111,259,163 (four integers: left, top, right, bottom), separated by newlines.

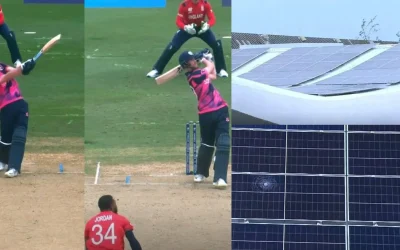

232,0,400,41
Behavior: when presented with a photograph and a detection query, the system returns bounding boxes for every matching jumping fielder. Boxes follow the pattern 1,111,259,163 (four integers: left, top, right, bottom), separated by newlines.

0,59,36,177
0,5,23,67
147,0,228,79
179,50,230,188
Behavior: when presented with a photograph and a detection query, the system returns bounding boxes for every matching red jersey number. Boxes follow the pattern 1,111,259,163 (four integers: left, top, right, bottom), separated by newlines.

91,223,117,245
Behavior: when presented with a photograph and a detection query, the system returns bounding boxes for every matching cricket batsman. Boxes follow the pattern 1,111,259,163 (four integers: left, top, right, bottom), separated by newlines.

85,195,142,250
146,0,229,79
179,50,230,188
0,59,36,177
0,5,23,67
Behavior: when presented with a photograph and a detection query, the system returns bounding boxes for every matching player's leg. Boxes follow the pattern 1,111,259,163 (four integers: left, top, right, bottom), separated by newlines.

0,111,13,172
212,106,230,188
147,30,193,78
5,100,29,178
197,30,228,77
0,23,22,66
195,112,216,182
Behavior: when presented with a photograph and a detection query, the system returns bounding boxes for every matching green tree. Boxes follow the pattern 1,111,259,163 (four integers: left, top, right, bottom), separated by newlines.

358,15,380,41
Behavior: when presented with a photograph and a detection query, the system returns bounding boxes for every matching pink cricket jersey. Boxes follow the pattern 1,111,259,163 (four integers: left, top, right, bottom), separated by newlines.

0,63,23,109
186,68,227,114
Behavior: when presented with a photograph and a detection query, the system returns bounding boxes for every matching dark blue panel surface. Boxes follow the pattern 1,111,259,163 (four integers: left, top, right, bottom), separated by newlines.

233,125,287,129
349,177,400,221
232,130,286,173
232,130,286,147
232,175,285,219
348,133,400,175
348,125,400,131
287,132,344,174
285,225,346,250
232,146,285,173
288,125,345,130
232,224,283,250
286,176,345,220
350,226,400,250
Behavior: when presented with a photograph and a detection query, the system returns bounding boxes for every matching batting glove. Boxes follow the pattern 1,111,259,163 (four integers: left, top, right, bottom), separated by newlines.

184,24,197,35
198,22,210,35
203,51,213,61
21,59,36,75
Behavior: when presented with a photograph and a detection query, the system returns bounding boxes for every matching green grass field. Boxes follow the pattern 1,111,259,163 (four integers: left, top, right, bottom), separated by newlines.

0,1,84,154
85,1,231,172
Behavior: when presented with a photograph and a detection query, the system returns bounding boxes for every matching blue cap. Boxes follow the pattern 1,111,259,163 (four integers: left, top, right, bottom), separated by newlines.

179,51,195,67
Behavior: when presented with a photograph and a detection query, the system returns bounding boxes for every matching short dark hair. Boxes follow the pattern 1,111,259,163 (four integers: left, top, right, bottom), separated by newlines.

98,195,114,211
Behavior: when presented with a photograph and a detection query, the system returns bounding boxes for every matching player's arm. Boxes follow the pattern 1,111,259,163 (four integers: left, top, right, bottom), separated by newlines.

0,66,22,84
125,230,142,250
0,60,36,84
201,58,217,80
175,3,186,29
205,1,216,27
84,224,89,250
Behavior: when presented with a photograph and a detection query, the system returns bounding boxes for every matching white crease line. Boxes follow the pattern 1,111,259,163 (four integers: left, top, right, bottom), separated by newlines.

85,182,212,186
85,174,183,178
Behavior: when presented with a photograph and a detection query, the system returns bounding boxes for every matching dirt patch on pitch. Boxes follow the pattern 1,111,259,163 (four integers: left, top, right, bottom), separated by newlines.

0,174,84,250
0,137,84,250
23,152,84,173
85,163,231,250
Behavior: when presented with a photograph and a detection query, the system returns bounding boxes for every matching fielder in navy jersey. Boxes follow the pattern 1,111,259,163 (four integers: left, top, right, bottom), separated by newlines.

179,50,230,188
0,5,23,67
147,0,228,79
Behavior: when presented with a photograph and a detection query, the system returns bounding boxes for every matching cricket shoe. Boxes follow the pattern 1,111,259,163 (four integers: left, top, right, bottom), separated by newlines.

213,178,228,189
5,168,19,178
146,69,160,78
218,69,229,78
14,60,22,68
0,162,7,171
194,174,206,183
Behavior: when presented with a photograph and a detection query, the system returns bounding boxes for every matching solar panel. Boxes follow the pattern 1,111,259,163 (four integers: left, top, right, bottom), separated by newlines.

285,225,346,250
285,176,345,220
355,46,400,70
232,48,268,71
291,84,386,95
232,224,347,250
287,131,344,174
313,68,400,85
239,45,372,87
302,45,400,92
232,125,400,250
349,226,400,250
349,177,400,221
232,174,285,219
232,224,283,250
348,132,400,175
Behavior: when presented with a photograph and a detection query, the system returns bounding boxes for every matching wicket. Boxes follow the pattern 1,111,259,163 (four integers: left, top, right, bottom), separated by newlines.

185,121,198,175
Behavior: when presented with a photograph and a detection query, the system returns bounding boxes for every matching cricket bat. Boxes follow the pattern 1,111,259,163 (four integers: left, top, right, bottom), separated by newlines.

155,65,182,85
33,34,62,62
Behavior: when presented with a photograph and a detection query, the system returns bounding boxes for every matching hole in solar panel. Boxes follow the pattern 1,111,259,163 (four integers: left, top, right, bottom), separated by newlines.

252,176,279,192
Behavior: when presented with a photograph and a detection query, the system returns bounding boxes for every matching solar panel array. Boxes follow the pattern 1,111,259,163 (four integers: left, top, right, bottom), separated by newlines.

293,44,400,95
238,45,372,87
232,48,268,71
232,125,400,250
